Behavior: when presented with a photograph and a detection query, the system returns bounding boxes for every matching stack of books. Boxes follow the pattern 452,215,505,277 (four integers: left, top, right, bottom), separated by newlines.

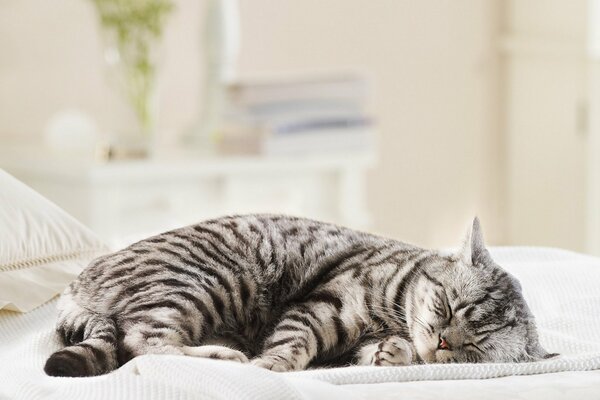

218,74,374,156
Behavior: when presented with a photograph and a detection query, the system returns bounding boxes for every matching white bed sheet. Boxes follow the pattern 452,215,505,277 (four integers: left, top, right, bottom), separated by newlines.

1,247,600,400
339,371,600,400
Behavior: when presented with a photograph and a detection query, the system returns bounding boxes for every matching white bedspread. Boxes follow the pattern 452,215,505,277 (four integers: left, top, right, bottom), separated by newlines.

2,247,600,400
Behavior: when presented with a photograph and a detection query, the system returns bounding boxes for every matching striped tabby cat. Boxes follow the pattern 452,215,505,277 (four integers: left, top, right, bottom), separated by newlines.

45,215,554,377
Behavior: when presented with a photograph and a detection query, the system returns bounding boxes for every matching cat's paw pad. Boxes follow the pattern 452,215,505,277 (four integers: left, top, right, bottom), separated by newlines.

181,345,249,363
372,336,412,366
251,355,294,372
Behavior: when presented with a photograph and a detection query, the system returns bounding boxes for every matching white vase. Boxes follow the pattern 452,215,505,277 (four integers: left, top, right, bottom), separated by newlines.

94,0,174,158
187,0,240,149
102,31,161,158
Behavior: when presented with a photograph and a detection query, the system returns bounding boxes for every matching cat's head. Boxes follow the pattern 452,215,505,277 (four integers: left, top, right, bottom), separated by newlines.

407,218,556,364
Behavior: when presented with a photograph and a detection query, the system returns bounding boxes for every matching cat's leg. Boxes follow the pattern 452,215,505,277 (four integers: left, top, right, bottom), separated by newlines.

119,306,205,359
121,312,249,364
120,320,187,359
123,331,248,364
181,337,249,363
251,304,340,372
355,336,414,366
119,286,229,360
181,345,249,362
122,328,248,363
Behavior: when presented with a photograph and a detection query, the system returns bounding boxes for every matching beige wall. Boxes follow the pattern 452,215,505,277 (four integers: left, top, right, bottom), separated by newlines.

237,1,504,248
0,0,503,248
0,0,204,139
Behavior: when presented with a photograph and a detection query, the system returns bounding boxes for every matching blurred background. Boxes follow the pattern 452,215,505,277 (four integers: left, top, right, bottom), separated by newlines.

1,0,599,254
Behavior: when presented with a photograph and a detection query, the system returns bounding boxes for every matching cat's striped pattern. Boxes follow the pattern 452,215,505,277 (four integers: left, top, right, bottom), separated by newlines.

45,215,553,376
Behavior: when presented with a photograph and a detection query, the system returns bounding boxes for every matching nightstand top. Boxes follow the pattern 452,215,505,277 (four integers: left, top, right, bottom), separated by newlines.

0,144,375,183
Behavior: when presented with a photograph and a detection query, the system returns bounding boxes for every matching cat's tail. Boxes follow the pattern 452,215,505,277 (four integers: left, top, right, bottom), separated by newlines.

44,289,119,377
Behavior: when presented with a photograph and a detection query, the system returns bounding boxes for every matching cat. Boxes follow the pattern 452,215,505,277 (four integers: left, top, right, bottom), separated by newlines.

44,215,555,377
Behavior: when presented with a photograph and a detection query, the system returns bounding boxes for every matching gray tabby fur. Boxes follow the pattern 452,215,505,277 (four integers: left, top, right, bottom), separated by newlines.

44,215,555,377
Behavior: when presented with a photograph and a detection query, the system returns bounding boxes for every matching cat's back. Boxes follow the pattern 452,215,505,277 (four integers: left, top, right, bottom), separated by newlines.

72,214,401,309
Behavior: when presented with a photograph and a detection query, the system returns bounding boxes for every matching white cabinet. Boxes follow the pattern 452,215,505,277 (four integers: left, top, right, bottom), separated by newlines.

0,147,374,249
501,0,600,254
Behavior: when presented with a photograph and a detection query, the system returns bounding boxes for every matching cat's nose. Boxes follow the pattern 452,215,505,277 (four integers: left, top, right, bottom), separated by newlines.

438,335,450,350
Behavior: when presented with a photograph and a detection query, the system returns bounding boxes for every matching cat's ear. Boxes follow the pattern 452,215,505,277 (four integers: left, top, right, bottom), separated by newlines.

458,217,493,266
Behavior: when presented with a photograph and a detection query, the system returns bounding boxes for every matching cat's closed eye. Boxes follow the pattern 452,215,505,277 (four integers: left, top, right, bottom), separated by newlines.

432,292,452,322
463,342,484,353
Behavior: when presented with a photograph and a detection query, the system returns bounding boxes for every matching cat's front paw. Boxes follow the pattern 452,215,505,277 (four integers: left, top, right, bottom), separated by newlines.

369,336,413,366
251,355,295,372
181,345,249,363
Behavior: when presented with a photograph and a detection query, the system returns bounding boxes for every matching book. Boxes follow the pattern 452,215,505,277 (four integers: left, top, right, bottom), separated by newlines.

219,72,374,156
218,119,374,156
261,126,375,156
226,74,367,107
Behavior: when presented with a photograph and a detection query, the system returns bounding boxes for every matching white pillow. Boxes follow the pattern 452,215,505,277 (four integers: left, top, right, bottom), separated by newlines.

0,169,108,312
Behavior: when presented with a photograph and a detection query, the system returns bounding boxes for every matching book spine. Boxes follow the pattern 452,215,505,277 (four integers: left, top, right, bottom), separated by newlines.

228,79,367,106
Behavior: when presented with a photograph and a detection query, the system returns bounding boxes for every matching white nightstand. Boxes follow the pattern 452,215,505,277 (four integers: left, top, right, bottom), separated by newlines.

0,146,374,249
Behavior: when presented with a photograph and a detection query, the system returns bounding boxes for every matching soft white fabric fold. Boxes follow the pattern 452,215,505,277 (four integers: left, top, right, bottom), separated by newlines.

0,259,91,312
0,169,108,312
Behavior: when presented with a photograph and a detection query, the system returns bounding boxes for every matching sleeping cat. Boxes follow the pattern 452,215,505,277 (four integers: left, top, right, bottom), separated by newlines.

44,215,554,377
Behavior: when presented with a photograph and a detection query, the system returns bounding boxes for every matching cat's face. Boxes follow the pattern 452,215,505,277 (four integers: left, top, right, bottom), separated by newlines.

407,218,555,364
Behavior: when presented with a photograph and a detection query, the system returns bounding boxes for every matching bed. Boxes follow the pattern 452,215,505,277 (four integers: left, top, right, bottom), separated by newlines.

2,246,600,400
